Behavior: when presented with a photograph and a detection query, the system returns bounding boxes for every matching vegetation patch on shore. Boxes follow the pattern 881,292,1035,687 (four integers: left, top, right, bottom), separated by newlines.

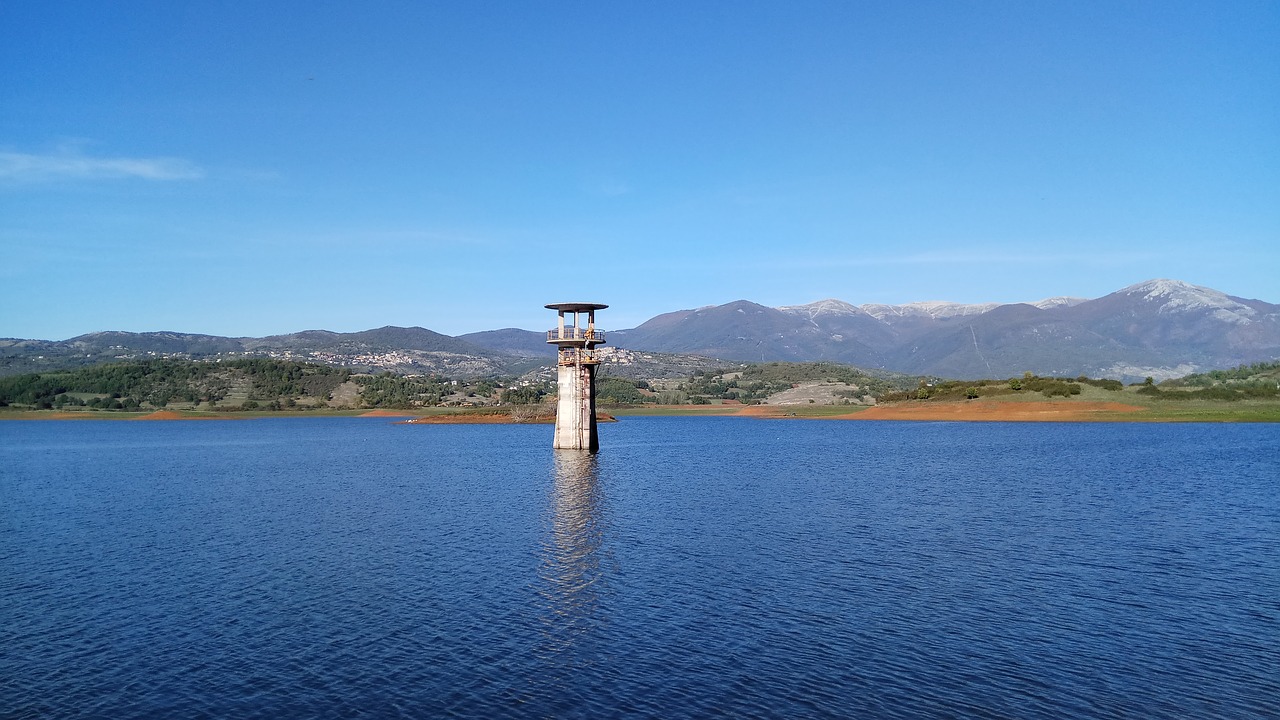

2,358,1276,422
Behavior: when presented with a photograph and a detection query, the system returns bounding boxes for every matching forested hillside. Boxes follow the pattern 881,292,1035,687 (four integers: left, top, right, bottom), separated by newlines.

0,358,921,412
8,357,1271,415
647,362,918,405
1146,361,1280,400
0,359,354,411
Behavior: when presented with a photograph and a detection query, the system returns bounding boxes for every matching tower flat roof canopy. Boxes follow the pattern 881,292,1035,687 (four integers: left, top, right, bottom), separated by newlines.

545,302,608,312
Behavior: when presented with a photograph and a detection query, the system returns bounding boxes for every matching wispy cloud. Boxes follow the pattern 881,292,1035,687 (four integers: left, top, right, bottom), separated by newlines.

740,248,1160,270
0,148,204,183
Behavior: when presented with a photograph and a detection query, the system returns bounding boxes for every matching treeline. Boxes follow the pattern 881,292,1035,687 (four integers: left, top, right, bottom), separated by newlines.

496,376,650,406
596,377,652,404
877,367,1280,403
354,373,452,408
0,359,349,410
1162,361,1280,392
1135,384,1279,401
232,358,350,400
880,373,1123,402
1125,361,1280,401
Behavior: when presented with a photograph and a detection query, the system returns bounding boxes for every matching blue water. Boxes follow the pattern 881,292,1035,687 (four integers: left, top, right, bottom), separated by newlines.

1,417,1277,719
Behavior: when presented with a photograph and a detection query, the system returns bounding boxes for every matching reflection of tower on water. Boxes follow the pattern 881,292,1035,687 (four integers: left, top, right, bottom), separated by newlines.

536,450,609,670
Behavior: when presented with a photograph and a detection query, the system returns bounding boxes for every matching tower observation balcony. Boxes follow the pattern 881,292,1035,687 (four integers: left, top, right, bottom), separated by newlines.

546,327,606,345
545,302,608,367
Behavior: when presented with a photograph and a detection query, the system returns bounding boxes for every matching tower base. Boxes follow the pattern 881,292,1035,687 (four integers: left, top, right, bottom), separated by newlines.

553,362,599,452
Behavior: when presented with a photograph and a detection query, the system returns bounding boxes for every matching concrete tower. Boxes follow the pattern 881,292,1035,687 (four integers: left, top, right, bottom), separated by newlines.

545,302,607,452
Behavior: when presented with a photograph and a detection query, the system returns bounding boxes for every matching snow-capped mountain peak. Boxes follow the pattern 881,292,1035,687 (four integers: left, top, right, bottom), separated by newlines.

1030,296,1087,310
858,301,1000,321
1120,279,1256,322
778,299,864,319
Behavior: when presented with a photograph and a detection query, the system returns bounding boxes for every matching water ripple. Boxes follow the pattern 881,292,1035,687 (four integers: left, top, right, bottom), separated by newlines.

1,418,1277,718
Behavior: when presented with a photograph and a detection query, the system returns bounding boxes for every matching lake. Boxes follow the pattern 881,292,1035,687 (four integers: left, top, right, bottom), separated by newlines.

2,417,1277,718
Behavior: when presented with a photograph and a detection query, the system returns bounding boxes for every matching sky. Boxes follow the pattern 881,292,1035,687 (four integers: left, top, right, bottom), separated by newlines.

2,1,1277,339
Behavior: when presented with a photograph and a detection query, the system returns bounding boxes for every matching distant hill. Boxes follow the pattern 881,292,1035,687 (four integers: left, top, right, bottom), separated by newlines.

0,326,520,378
4,280,1276,382
247,325,488,354
457,328,556,358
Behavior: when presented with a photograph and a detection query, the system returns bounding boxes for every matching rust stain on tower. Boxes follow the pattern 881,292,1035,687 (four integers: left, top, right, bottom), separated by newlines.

545,302,607,452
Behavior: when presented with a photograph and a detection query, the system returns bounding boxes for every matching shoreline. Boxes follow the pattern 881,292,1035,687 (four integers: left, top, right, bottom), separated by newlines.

829,400,1148,422
3,398,1277,423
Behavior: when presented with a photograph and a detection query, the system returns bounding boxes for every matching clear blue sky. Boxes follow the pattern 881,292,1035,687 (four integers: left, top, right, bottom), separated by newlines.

2,1,1277,339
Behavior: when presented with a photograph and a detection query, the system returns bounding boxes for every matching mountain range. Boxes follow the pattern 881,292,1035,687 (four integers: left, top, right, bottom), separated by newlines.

605,279,1280,381
4,280,1277,382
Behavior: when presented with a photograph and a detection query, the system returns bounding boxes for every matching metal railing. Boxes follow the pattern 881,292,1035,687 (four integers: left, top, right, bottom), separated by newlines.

557,347,599,366
546,328,605,343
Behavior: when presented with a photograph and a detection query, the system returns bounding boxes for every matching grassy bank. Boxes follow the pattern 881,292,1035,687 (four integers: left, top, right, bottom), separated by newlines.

5,393,1279,423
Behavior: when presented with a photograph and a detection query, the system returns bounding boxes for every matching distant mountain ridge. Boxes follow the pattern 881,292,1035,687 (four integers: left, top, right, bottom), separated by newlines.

606,280,1279,381
3,280,1276,381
